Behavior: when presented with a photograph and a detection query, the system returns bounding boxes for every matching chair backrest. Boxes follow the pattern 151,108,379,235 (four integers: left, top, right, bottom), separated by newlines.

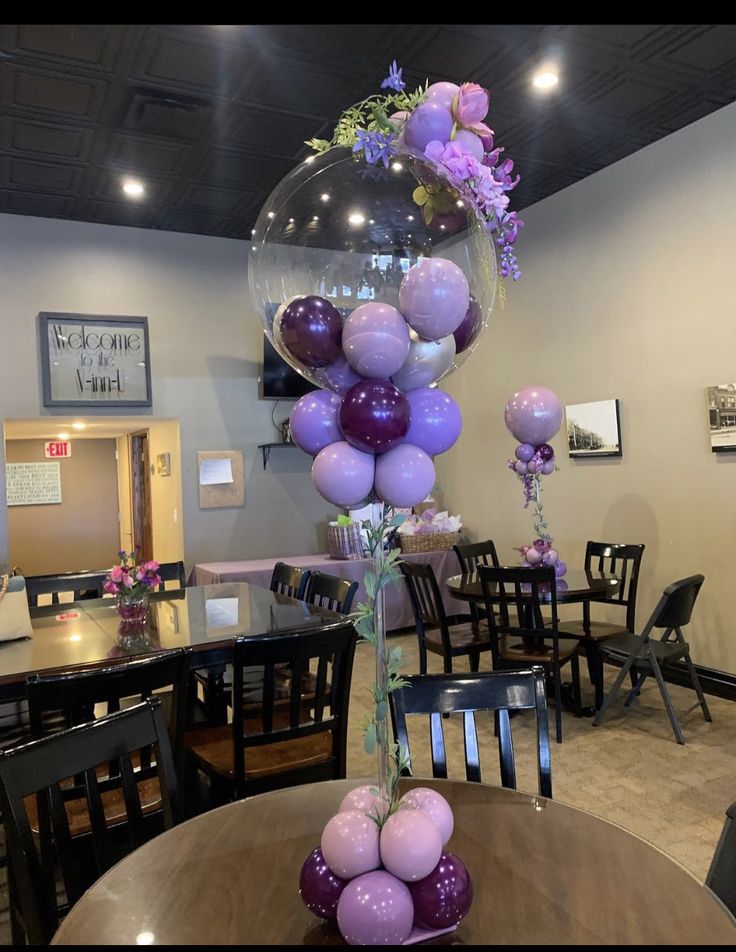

647,574,705,632
706,801,736,918
305,571,359,614
584,541,645,630
230,622,357,798
270,561,311,600
390,667,552,798
477,564,561,663
151,560,187,591
24,571,108,607
0,699,178,944
454,539,500,574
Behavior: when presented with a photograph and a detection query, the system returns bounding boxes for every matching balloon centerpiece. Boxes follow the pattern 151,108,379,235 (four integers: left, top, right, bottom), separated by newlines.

249,57,525,944
504,386,567,577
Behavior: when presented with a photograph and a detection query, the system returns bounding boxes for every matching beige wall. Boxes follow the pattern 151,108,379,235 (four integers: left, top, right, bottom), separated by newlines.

147,420,185,563
437,99,736,673
6,438,118,574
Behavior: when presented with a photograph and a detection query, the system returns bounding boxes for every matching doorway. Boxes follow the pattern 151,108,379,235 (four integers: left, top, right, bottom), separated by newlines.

130,431,153,562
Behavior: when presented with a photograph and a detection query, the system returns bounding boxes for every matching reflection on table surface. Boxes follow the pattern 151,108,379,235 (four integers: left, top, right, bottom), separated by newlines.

446,569,620,603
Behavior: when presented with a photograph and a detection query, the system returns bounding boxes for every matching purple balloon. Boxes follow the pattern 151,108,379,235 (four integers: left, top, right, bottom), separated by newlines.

403,100,453,153
453,296,483,354
342,302,410,379
541,460,555,475
312,441,375,507
527,458,539,474
299,848,347,921
337,870,414,946
555,560,567,578
537,443,555,462
514,460,528,475
515,443,535,463
454,129,483,160
399,258,470,341
289,391,342,456
503,386,563,445
374,443,436,509
380,809,443,882
339,380,409,455
279,295,343,369
425,81,460,112
404,388,462,457
315,354,362,396
321,810,381,880
408,852,474,930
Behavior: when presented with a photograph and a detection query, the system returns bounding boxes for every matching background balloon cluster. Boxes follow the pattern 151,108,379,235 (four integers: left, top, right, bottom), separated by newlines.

284,256,479,510
299,785,473,944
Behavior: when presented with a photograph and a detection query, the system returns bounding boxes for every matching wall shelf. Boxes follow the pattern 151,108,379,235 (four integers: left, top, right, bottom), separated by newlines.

257,442,301,470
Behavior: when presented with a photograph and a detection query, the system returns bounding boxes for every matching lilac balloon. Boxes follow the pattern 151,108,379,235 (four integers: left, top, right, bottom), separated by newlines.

544,548,558,565
380,808,443,881
399,258,470,341
538,443,555,462
299,848,347,921
337,870,414,946
404,388,462,457
311,441,374,507
321,810,380,880
408,852,474,930
527,458,539,474
399,788,454,846
454,129,483,160
374,443,436,509
342,302,410,378
403,100,453,153
453,296,483,354
525,547,542,564
514,460,528,475
392,333,455,392
425,81,460,112
289,391,342,456
555,560,567,578
315,354,362,396
541,460,555,475
504,386,564,445
339,380,409,455
279,295,343,369
339,784,388,821
515,443,535,463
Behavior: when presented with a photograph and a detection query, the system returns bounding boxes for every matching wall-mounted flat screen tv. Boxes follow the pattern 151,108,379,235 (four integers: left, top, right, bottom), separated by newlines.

261,336,318,400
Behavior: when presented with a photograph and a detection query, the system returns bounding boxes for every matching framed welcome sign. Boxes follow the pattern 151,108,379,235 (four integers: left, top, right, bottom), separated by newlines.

39,312,152,408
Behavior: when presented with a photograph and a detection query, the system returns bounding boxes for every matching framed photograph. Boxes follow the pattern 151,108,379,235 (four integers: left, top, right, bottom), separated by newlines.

566,399,622,458
39,312,152,408
707,384,736,452
155,452,171,476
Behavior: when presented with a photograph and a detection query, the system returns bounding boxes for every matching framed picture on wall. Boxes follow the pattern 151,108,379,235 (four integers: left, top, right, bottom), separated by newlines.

38,312,152,408
706,384,736,452
566,399,622,458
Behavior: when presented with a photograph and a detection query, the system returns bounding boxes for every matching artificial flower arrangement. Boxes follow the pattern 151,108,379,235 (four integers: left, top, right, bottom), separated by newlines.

103,550,162,596
397,508,462,536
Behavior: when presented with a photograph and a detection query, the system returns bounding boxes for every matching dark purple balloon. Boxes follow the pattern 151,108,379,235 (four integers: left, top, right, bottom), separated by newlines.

537,443,555,462
279,295,343,369
453,296,482,354
299,847,347,921
408,851,474,930
339,379,410,455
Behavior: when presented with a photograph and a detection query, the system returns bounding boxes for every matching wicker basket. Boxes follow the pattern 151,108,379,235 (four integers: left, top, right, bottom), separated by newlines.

327,521,365,560
399,530,461,554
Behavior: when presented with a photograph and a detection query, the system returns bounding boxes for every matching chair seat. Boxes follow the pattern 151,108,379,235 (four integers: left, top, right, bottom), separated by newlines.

600,632,689,663
185,724,333,780
559,620,630,641
499,635,580,664
425,622,493,653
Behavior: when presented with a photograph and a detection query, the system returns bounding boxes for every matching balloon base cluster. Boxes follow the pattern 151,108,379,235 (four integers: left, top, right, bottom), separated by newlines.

299,785,473,945
518,538,567,577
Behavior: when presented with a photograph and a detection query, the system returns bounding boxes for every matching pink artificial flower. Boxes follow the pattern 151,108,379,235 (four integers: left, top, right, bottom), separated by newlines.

143,560,160,572
148,574,162,589
136,570,146,582
103,580,119,595
110,564,124,583
453,83,490,127
122,574,134,588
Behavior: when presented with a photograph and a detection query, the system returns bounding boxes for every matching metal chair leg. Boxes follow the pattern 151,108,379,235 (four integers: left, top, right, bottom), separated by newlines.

593,651,638,727
624,669,648,706
553,665,563,743
684,651,712,722
649,655,685,745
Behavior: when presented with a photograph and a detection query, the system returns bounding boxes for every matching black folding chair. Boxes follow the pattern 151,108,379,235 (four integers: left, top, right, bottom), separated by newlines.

706,801,736,917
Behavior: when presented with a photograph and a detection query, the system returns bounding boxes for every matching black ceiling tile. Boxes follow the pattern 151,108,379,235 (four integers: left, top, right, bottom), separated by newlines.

663,25,736,72
409,26,505,78
2,117,94,161
566,24,664,51
190,146,293,190
120,87,213,141
237,54,365,116
2,190,75,218
76,199,158,229
109,133,192,175
177,183,247,214
0,24,122,71
4,66,108,120
586,75,677,120
224,106,328,157
131,26,246,94
87,167,175,205
156,207,230,235
6,158,84,193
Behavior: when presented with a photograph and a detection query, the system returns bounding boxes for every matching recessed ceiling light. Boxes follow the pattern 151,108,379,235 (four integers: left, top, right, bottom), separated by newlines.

456,200,464,208
440,224,446,230
321,193,330,202
391,162,403,172
288,218,295,224
369,219,375,225
407,215,414,222
71,422,86,430
251,228,256,234
57,431,70,440
122,179,145,198
69,633,81,643
312,215,319,221
348,213,366,226
532,68,559,91
267,211,275,219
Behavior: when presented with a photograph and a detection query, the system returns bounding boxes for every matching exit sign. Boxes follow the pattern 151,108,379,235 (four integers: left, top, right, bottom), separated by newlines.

45,441,71,458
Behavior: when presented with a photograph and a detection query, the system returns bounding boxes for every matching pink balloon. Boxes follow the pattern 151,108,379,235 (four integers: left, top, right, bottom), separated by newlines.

525,547,542,564
399,258,470,341
289,390,342,456
337,870,414,946
339,785,389,821
504,386,563,445
374,443,435,509
321,810,381,880
380,809,443,881
454,129,483,160
342,302,410,378
312,441,374,507
425,81,460,112
404,387,462,457
399,788,454,846
403,100,453,153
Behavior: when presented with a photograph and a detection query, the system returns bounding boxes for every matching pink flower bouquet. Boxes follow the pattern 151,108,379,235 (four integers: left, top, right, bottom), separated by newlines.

104,550,162,596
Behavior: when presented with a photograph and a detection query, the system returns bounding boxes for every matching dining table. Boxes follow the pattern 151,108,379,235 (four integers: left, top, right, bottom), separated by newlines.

51,776,736,945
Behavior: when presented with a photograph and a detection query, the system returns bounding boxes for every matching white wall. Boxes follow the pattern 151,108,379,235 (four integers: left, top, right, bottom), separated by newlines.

0,215,335,568
437,100,736,673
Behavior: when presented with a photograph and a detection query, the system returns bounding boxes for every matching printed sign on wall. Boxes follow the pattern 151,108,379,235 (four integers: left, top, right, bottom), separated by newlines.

6,462,62,506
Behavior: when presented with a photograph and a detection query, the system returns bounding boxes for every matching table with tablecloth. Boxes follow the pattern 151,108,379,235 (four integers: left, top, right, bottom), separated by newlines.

189,549,466,631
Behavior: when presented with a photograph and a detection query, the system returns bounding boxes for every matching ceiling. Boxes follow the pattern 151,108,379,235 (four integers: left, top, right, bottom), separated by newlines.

1,23,735,240
4,417,175,441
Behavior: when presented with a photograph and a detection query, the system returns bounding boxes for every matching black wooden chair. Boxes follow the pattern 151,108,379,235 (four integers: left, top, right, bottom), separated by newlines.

151,560,187,591
593,574,711,745
270,561,311,600
304,571,359,614
0,698,179,945
400,561,493,675
706,802,736,917
453,540,500,632
389,667,552,798
477,564,581,743
185,621,357,803
24,570,108,607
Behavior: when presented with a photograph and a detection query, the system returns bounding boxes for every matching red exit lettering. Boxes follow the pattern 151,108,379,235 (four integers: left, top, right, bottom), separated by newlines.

44,441,71,458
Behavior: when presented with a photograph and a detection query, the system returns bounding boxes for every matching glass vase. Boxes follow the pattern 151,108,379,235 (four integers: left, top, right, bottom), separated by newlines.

116,590,150,640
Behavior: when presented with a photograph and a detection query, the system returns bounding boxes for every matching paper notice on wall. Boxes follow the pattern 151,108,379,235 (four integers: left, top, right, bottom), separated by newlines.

6,462,62,506
199,457,233,485
205,597,239,629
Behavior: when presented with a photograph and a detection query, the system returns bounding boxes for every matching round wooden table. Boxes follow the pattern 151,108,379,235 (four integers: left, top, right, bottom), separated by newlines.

52,778,735,945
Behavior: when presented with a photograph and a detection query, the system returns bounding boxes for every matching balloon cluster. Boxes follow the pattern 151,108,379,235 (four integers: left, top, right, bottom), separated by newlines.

284,257,477,510
299,785,473,944
518,538,567,578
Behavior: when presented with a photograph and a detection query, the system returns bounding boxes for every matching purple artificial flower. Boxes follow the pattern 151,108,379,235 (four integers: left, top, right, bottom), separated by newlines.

424,140,479,181
353,129,397,168
493,157,520,192
381,60,405,92
453,82,490,127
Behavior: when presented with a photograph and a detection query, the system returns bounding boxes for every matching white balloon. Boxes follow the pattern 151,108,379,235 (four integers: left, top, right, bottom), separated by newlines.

391,333,455,392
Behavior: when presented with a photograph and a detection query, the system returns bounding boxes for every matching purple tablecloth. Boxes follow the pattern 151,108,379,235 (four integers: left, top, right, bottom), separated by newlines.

189,550,466,631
